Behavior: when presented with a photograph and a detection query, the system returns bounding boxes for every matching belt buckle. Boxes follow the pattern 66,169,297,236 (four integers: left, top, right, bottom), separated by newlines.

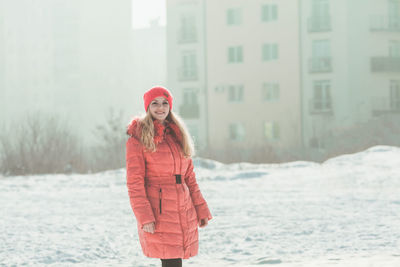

175,174,182,184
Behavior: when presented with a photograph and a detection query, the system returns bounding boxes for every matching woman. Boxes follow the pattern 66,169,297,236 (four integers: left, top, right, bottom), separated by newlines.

125,86,212,267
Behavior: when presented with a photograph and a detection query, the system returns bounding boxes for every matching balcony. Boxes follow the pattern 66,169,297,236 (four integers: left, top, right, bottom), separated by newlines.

178,66,198,81
370,15,400,32
179,104,200,119
371,97,400,116
309,57,332,73
309,98,333,115
371,57,400,72
308,16,331,32
178,28,197,44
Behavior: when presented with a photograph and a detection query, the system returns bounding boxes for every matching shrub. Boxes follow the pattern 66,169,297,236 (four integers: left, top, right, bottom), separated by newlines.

0,111,87,176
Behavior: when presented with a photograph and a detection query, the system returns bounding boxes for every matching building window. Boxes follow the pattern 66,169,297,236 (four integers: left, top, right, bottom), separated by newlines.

179,51,197,81
309,0,331,32
228,46,243,63
312,80,332,111
312,40,331,58
389,40,400,57
262,43,278,61
309,136,321,148
183,88,198,105
180,88,200,119
261,4,278,22
389,0,400,29
264,121,280,140
389,0,400,17
228,85,244,102
312,0,330,17
179,14,197,43
262,83,280,101
227,8,242,25
229,122,245,141
390,80,400,110
310,40,332,72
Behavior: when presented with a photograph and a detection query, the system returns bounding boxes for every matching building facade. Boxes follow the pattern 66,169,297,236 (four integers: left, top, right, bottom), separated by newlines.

206,0,302,158
167,0,302,158
167,0,400,160
166,0,208,150
300,0,400,149
368,0,400,117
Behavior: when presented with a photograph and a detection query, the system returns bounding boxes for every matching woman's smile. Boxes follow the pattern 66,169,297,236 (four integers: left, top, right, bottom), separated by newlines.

149,97,170,122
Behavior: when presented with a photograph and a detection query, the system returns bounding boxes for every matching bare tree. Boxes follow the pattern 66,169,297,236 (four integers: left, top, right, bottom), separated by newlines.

90,107,127,172
0,111,87,176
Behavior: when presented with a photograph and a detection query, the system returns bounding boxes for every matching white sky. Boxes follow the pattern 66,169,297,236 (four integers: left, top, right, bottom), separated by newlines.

131,0,166,29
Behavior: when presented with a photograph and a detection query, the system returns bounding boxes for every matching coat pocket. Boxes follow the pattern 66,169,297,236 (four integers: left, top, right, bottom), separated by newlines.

159,188,162,214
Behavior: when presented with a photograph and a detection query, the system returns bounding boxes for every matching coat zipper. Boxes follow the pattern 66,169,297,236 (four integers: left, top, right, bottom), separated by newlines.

165,136,186,254
159,188,162,214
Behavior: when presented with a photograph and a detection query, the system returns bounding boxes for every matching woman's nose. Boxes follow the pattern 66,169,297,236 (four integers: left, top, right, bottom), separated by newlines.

155,103,166,109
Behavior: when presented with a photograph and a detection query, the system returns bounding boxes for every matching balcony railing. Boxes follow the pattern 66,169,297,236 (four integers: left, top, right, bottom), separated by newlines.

371,97,400,116
178,28,197,44
309,57,332,73
309,98,333,115
179,104,200,119
371,57,400,72
308,16,331,32
178,66,198,81
370,15,400,32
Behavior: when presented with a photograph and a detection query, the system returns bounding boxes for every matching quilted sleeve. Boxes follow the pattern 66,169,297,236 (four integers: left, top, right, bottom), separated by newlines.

184,158,212,221
126,137,155,228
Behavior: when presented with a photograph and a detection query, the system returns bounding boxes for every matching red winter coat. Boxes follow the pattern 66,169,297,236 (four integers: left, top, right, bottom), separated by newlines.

125,117,212,259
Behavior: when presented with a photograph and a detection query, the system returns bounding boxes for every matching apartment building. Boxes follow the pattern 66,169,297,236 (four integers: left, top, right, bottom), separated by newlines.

166,0,208,150
300,0,400,149
369,0,400,116
167,0,399,158
167,0,302,157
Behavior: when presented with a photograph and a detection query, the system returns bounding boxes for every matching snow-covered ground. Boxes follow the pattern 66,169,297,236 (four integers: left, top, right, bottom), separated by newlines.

1,145,400,267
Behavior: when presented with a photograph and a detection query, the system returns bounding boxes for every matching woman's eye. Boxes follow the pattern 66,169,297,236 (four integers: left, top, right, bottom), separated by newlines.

163,102,168,105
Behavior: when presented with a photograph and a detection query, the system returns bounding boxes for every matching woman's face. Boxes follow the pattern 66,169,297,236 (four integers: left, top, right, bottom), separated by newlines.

149,97,170,122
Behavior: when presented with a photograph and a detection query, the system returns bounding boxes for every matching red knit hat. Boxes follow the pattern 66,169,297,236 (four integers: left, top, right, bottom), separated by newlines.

143,86,174,111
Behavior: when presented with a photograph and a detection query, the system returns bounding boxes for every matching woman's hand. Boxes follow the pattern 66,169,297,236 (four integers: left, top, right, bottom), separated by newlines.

143,222,155,233
198,218,208,228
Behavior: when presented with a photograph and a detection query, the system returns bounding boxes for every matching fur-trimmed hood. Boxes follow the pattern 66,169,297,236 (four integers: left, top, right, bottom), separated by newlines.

126,117,182,145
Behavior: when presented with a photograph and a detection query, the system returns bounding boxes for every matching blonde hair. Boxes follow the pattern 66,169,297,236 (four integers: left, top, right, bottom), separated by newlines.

139,109,195,158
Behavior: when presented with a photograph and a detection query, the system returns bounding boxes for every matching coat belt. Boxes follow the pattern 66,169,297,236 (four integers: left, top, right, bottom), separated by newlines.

145,174,183,186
